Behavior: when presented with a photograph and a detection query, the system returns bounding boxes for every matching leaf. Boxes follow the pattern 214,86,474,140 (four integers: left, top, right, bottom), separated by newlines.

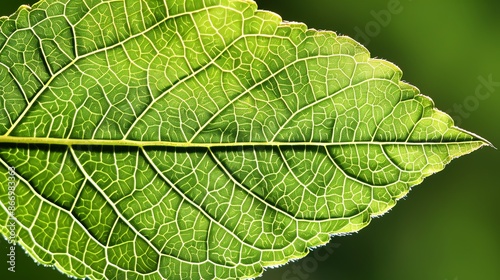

0,0,490,279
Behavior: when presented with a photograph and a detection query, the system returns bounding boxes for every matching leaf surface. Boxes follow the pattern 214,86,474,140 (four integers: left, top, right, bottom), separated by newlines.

0,0,489,279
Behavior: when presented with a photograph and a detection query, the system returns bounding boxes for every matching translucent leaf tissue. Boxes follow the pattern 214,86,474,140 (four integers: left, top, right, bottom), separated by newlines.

0,0,490,279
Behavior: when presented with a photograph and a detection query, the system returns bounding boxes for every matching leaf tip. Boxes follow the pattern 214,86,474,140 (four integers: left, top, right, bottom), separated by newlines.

479,137,495,150
452,125,494,149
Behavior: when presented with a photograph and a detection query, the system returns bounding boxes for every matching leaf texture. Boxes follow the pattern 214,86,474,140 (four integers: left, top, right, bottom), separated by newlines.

0,0,489,279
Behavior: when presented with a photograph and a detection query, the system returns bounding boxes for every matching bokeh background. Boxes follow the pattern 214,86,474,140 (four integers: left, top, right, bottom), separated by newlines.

1,0,499,279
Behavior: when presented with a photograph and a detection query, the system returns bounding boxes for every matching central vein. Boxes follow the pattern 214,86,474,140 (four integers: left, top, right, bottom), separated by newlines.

0,136,484,147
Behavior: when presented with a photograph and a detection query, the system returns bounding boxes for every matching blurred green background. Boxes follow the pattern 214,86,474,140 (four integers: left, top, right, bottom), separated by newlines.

1,0,499,279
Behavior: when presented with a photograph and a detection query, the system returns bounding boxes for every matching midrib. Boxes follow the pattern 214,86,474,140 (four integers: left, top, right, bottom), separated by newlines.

0,135,486,147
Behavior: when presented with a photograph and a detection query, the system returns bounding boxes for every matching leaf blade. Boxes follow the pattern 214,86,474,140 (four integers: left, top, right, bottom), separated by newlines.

0,0,489,279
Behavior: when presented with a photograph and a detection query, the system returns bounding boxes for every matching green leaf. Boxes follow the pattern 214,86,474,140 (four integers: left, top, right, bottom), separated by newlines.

0,0,490,279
